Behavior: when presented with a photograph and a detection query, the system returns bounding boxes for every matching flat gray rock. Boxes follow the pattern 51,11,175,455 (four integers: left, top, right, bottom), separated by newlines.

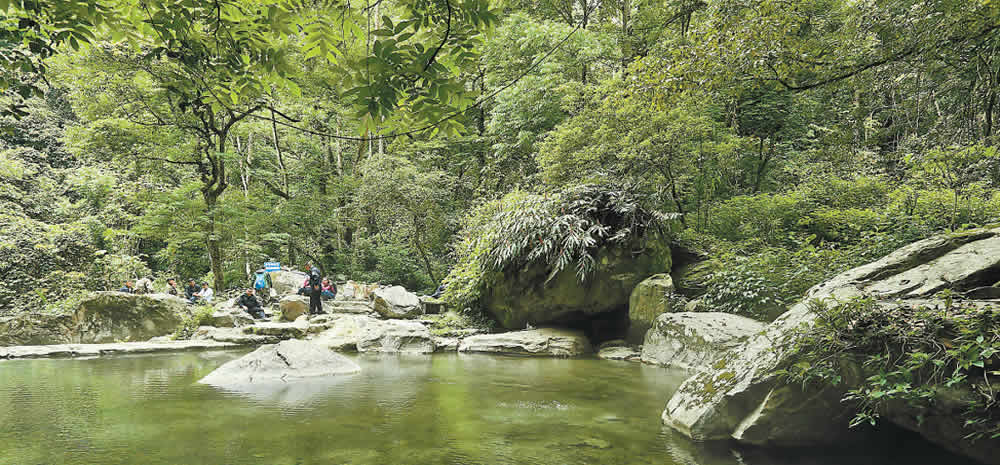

199,339,360,386
458,328,592,357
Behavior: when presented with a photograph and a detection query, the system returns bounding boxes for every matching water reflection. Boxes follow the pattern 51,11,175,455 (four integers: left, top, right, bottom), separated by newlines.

0,350,982,465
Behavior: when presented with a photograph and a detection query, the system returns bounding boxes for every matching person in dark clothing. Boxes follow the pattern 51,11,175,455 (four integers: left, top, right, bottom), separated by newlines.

430,283,446,299
237,289,266,320
165,278,179,296
118,280,135,294
184,279,199,302
305,263,323,315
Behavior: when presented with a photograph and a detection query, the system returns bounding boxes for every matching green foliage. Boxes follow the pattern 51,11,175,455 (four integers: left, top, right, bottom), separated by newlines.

781,296,1000,441
699,236,850,320
423,310,495,336
171,304,215,341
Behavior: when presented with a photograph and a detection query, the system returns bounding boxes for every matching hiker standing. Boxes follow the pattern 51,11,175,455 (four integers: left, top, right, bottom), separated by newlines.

306,263,323,315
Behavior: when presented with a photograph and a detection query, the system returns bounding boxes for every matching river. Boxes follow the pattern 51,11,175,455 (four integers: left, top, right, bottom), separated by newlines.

0,350,978,464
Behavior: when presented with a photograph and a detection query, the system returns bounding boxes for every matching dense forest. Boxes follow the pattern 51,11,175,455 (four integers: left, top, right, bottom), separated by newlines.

2,0,999,322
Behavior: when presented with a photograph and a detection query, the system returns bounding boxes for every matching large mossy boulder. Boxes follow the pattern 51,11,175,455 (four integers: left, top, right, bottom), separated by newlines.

627,273,677,344
71,292,191,343
0,312,75,346
1,292,191,346
482,241,671,329
661,227,1000,464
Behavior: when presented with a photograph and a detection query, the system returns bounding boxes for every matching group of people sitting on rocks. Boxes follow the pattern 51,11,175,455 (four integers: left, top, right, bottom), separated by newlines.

114,261,341,320
237,262,338,320
117,277,213,304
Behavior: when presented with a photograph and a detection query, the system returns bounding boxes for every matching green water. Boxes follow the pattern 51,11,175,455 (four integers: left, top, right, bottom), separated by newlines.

0,350,979,465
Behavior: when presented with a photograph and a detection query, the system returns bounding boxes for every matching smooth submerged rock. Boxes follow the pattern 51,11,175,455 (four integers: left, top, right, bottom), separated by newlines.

458,328,592,357
372,286,422,319
641,312,764,372
199,340,360,386
627,273,676,344
661,227,1000,464
597,345,640,362
481,240,672,330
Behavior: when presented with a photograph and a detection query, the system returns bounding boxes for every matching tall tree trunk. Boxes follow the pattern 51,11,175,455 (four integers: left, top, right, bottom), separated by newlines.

985,90,996,144
204,188,225,293
320,133,330,195
752,138,772,193
413,215,439,284
657,161,687,228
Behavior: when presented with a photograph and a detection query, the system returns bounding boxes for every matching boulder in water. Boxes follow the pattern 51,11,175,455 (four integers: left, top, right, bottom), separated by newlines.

372,286,422,319
597,345,640,361
661,227,1000,464
199,339,360,386
641,312,764,372
458,328,592,357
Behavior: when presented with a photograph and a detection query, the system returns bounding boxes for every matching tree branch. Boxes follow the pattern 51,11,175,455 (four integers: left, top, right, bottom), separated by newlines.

137,156,203,166
423,0,452,72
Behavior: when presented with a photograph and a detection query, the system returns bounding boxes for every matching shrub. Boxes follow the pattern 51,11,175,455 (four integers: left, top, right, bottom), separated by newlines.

172,305,216,340
701,238,851,320
705,192,812,246
781,295,1000,440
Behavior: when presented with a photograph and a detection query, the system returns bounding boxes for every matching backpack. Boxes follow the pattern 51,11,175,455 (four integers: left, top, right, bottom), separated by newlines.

254,272,268,289
309,268,322,288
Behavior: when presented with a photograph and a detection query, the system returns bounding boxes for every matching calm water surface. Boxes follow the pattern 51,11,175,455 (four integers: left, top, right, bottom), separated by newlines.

0,350,978,464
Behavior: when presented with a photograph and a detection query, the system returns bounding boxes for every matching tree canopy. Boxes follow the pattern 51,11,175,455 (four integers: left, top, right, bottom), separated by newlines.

0,0,998,318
